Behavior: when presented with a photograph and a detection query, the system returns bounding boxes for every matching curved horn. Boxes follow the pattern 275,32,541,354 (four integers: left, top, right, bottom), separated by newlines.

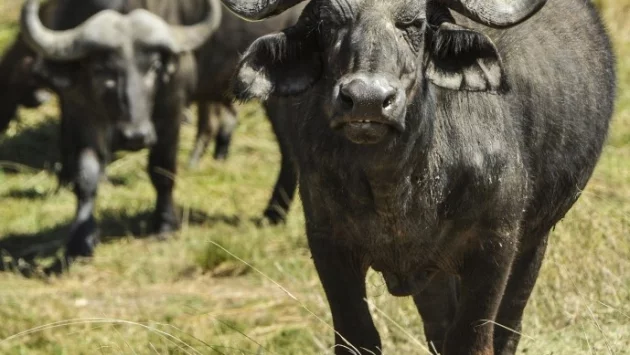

438,0,547,28
20,0,121,60
167,0,223,52
219,0,307,21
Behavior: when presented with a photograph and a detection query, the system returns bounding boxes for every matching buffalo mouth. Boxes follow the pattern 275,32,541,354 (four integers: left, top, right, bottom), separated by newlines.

331,119,404,145
112,131,156,152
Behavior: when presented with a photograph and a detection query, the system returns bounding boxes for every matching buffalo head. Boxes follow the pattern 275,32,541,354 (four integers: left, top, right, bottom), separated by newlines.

224,0,545,145
20,0,221,150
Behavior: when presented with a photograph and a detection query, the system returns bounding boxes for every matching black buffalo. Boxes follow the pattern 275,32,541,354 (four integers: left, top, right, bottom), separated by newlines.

187,7,303,222
221,0,616,354
20,0,222,271
8,0,301,229
0,0,55,133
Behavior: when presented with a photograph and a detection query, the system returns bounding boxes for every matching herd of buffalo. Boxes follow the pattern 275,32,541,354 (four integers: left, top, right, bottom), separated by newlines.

0,0,617,354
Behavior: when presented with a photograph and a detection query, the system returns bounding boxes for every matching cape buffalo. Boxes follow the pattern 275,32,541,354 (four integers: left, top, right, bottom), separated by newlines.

186,6,303,223
220,0,616,353
7,0,300,231
20,0,222,271
0,0,55,133
187,2,301,167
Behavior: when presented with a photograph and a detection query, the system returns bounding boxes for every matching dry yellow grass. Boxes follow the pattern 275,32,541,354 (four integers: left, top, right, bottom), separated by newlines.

0,0,628,354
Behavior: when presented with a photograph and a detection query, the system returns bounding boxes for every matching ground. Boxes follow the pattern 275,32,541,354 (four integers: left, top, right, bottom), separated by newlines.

0,0,629,354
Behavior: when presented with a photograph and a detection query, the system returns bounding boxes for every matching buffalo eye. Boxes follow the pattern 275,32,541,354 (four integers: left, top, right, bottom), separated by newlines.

149,58,163,73
396,20,426,53
90,63,117,89
104,79,117,89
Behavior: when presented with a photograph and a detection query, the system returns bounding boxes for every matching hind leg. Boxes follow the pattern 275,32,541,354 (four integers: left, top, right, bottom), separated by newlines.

493,234,549,355
213,103,238,161
189,102,216,168
261,99,298,224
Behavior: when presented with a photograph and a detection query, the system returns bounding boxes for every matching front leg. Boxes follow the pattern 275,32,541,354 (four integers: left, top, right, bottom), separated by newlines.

308,235,381,355
493,234,549,355
149,118,180,235
49,147,102,275
413,272,460,353
443,233,517,355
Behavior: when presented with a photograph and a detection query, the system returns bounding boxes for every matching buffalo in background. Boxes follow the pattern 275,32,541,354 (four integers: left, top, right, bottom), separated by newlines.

19,0,223,272
0,0,55,133
0,0,304,272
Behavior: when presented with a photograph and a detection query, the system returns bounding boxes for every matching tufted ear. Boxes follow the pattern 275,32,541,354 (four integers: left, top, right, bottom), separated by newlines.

31,57,76,91
425,22,507,92
232,28,322,101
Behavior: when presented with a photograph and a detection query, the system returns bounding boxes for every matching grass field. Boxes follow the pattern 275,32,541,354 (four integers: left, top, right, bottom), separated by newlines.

0,1,629,354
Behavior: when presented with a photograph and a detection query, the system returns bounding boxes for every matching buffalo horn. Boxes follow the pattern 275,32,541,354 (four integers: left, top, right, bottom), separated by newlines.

166,0,222,52
438,0,547,28
20,0,120,60
219,0,307,21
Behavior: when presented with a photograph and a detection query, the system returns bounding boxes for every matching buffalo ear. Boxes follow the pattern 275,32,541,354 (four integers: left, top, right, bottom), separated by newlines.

32,57,75,91
232,29,322,100
425,23,507,92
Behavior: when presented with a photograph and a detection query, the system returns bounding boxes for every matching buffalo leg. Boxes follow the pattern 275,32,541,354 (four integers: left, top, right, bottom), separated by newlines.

493,235,549,355
188,101,216,168
57,109,76,186
442,236,516,355
0,41,31,133
64,148,102,260
181,106,194,125
213,104,237,161
262,100,298,224
0,99,19,133
413,272,459,353
309,236,381,355
149,118,180,235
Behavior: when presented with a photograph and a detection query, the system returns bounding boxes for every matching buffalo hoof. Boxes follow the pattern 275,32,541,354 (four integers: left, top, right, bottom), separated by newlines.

213,149,229,161
213,134,231,161
45,254,92,276
182,109,194,125
21,89,52,108
262,209,287,226
66,222,100,258
188,155,201,170
151,214,180,239
44,256,72,276
45,228,99,276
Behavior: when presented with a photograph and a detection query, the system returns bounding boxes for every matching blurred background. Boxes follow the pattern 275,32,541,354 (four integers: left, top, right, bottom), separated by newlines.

0,0,628,354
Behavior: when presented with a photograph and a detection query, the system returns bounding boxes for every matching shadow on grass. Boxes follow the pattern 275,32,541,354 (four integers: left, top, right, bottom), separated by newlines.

1,187,52,200
0,206,241,265
0,116,58,173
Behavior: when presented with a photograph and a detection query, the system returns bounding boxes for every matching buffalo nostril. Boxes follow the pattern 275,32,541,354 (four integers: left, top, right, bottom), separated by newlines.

122,129,134,140
383,92,396,109
339,90,354,110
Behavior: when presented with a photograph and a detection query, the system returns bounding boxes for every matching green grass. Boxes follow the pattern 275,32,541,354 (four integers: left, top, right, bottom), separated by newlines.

0,1,629,354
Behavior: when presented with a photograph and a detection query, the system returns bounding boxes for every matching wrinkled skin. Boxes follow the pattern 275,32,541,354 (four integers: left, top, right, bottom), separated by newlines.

228,0,616,353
